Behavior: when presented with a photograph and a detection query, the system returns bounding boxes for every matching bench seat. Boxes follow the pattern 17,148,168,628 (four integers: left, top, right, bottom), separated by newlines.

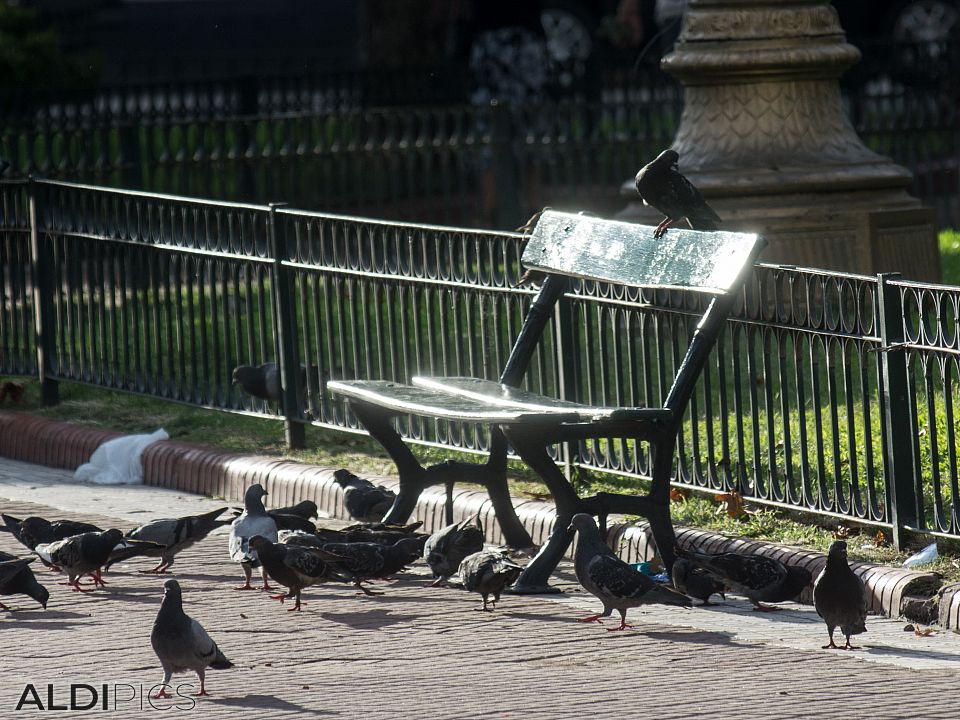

327,378,672,425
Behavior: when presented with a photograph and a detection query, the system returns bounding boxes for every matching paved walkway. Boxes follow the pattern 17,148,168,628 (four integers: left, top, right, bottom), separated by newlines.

1,458,959,719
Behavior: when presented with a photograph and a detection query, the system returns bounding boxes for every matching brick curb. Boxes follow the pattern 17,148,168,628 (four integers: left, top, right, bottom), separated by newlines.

0,410,939,620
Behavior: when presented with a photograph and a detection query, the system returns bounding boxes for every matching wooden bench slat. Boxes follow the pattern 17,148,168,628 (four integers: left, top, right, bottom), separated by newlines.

327,380,583,424
522,210,760,294
411,376,672,423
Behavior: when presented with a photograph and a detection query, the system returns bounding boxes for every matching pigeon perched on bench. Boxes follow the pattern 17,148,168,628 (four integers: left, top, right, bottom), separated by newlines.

105,507,231,574
0,551,48,610
333,469,396,523
571,514,691,631
676,547,812,611
424,514,485,586
229,484,278,591
813,540,868,650
459,550,524,611
151,579,233,699
249,535,346,611
635,149,721,239
672,557,726,605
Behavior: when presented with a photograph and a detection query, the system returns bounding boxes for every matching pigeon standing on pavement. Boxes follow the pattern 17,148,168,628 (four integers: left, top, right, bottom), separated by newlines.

303,537,424,596
1,513,103,552
458,550,524,611
676,547,812,611
105,507,231,574
635,149,722,239
333,469,396,523
813,540,868,650
672,557,727,605
270,500,318,521
34,529,137,592
248,535,345,611
571,514,691,631
151,579,233,698
424,514,485,586
229,484,278,591
0,551,48,610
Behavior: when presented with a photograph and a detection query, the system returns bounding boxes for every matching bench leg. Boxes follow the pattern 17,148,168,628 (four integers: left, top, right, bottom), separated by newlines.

648,441,679,572
349,404,535,549
504,430,582,594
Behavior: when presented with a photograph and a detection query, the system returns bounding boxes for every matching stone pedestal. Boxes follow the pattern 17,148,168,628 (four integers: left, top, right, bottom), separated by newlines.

618,0,940,282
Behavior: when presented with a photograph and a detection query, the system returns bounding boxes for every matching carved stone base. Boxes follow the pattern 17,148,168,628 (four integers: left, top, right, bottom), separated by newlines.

620,187,940,281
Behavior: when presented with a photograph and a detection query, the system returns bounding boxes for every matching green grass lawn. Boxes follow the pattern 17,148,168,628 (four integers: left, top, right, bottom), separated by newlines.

940,230,960,285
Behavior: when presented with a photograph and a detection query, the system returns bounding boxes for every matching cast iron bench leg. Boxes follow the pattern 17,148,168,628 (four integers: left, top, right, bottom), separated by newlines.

504,429,583,593
349,403,535,549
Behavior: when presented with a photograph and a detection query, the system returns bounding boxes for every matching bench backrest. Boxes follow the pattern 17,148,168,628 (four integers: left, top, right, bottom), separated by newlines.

522,210,761,294
503,210,765,421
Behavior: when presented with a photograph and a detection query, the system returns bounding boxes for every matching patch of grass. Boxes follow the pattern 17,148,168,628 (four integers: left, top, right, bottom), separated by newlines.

940,229,960,285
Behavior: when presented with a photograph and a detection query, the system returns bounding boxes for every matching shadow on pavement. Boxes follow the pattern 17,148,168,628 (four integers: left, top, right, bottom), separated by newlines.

208,694,337,715
319,608,420,629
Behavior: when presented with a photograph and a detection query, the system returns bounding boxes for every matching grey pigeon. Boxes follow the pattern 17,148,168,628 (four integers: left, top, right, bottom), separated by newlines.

151,579,233,699
306,537,424,596
0,551,49,610
232,362,318,403
105,507,231,574
229,484,278,590
635,149,722,239
672,557,726,605
1,513,102,552
249,535,346,611
459,550,523,611
333,469,396,522
232,363,282,402
571,514,691,631
677,547,812,611
424,514,485,586
271,500,318,520
813,540,868,650
34,529,132,592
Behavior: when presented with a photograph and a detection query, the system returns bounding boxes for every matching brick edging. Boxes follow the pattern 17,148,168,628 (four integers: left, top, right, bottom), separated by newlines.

0,410,939,620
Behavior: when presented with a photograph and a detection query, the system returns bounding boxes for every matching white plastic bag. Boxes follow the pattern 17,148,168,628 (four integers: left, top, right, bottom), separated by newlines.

73,428,169,485
903,542,938,568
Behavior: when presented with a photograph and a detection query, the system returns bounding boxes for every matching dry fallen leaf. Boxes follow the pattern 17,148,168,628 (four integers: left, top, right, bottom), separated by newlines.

714,491,747,519
914,626,935,637
834,526,854,540
873,530,888,547
670,488,690,503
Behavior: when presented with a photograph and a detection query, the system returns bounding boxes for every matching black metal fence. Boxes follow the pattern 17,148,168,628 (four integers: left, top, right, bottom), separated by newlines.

2,63,955,230
1,178,959,546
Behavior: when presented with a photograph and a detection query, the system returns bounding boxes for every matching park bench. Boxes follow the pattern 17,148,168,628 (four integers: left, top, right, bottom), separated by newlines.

328,210,765,592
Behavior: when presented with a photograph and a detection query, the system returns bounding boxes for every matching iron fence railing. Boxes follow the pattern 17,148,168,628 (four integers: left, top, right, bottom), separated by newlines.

2,179,959,546
2,71,955,230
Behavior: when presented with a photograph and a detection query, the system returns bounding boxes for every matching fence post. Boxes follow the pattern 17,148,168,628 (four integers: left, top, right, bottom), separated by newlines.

877,272,916,550
27,178,59,405
267,203,305,449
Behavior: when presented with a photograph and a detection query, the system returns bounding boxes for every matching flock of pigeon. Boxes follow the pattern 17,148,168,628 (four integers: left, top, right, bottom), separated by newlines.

0,469,867,698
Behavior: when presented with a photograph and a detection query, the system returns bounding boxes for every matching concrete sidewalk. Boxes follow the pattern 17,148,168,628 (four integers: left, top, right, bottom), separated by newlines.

0,457,957,719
